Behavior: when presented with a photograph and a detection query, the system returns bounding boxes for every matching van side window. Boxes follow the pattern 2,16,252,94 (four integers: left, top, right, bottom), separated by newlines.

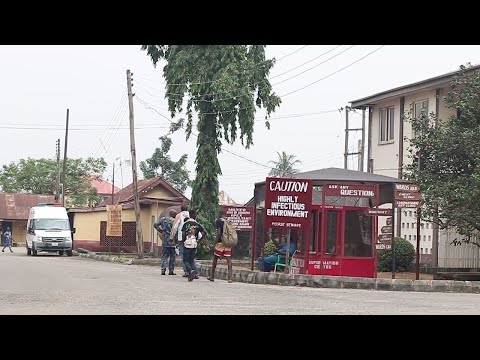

29,220,35,232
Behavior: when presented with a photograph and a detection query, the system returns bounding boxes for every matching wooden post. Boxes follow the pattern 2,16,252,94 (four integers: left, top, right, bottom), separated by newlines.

126,69,144,259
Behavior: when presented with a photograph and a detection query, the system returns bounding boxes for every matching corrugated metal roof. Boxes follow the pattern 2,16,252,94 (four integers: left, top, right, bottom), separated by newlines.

0,193,56,220
255,167,409,186
90,178,120,195
98,177,189,207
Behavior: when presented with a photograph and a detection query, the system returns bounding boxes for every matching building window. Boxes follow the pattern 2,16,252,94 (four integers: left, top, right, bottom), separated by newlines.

413,235,416,241
428,235,431,241
404,235,407,239
421,223,425,229
414,100,429,119
414,211,417,217
423,235,426,241
380,107,394,143
412,222,415,228
409,235,411,241
421,248,424,254
404,211,407,217
409,211,412,217
426,223,429,229
402,222,405,229
407,223,410,229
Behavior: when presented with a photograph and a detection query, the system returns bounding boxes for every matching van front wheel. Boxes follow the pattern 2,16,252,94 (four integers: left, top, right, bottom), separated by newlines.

32,244,38,256
58,251,64,256
66,250,73,257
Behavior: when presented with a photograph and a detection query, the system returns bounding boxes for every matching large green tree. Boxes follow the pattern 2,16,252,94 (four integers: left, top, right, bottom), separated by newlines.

268,151,302,178
140,135,191,193
0,157,107,208
142,45,281,248
404,64,480,243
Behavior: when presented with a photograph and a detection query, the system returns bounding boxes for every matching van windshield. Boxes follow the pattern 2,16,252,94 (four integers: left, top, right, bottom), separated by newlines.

34,219,70,231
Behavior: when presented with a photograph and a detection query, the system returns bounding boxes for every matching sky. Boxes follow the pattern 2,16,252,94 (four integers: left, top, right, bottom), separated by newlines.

1,45,480,204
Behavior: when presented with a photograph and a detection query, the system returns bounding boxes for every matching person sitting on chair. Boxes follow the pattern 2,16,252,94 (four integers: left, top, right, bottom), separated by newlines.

257,238,296,272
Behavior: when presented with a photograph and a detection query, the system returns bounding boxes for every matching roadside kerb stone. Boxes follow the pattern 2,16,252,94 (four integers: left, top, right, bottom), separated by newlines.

76,253,478,293
375,278,394,291
471,281,480,293
430,280,452,293
392,279,413,292
412,280,434,292
356,277,376,290
325,276,342,289
451,280,472,293
340,276,364,290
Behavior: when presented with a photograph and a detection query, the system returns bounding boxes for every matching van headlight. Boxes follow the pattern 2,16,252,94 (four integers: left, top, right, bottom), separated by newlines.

66,236,72,242
36,236,42,242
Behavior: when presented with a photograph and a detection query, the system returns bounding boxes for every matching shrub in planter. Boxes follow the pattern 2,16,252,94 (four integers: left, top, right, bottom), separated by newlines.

378,237,415,272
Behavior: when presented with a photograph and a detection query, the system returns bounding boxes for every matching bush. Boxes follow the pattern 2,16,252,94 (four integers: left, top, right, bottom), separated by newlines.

378,237,415,272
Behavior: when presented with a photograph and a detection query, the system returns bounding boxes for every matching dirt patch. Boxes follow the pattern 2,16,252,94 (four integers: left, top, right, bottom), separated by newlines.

377,272,433,280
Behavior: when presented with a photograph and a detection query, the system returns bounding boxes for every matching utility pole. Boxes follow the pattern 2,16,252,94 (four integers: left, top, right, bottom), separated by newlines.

416,152,422,280
111,162,115,205
344,107,349,169
61,109,69,207
357,140,362,171
344,106,365,170
360,108,366,171
127,69,144,259
55,139,61,201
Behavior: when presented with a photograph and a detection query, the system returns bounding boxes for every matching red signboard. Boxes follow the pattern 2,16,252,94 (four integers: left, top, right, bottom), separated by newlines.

220,205,253,231
264,177,313,229
365,208,392,216
324,183,376,198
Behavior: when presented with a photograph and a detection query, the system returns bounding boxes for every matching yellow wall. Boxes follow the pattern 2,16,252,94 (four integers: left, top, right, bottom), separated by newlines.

74,211,106,242
73,204,172,243
147,187,176,199
12,220,27,246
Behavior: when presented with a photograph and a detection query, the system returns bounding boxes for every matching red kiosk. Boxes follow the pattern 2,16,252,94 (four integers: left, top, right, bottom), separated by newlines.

251,168,408,278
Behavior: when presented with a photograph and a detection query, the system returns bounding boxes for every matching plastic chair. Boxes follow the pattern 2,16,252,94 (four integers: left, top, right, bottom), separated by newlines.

274,250,297,273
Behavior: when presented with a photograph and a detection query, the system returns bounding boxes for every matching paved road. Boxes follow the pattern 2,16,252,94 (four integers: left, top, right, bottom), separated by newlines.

0,251,478,314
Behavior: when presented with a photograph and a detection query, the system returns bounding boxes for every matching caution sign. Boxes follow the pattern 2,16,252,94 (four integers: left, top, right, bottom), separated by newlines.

106,205,122,237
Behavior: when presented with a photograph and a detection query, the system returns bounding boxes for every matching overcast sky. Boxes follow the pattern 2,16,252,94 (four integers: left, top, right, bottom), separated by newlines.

1,45,480,204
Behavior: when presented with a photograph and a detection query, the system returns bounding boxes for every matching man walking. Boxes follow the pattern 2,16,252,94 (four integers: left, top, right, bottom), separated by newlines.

207,209,233,283
171,204,190,277
2,227,13,253
154,210,177,275
180,210,207,282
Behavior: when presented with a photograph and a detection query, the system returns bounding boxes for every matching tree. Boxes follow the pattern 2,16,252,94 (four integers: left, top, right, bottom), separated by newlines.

404,64,480,242
377,237,415,272
140,135,191,194
0,157,107,208
268,151,301,178
142,45,281,253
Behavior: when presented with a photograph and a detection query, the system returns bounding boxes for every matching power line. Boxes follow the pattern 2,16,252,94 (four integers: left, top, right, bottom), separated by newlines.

280,45,386,98
133,46,351,102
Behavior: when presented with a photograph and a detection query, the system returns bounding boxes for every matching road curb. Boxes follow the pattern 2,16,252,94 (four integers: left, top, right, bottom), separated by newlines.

74,251,480,293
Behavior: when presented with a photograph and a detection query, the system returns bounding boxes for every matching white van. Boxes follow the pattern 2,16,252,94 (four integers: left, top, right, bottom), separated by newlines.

26,203,74,256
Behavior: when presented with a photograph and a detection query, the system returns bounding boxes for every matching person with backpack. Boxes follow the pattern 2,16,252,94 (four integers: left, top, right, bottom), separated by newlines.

171,204,191,277
207,208,236,283
153,210,177,275
180,210,207,282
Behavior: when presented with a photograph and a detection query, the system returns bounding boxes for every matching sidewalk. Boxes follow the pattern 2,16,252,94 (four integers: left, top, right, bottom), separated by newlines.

74,250,480,294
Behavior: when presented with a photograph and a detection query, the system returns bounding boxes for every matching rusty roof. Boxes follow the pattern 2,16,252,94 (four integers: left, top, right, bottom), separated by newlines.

0,193,56,220
98,177,189,207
